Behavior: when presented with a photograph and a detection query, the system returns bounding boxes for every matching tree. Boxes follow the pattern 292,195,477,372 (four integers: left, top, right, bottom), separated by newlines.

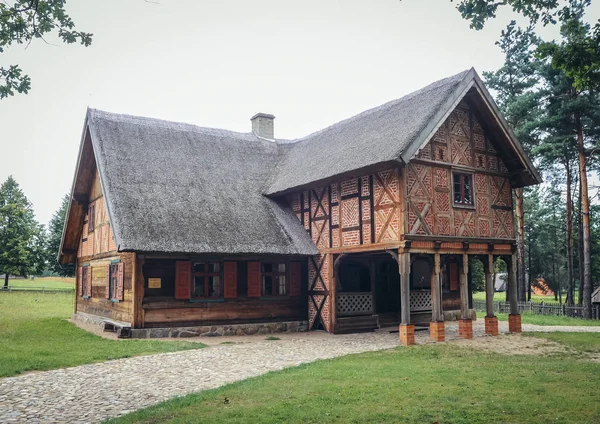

483,21,542,302
46,194,74,276
0,0,92,99
0,176,44,287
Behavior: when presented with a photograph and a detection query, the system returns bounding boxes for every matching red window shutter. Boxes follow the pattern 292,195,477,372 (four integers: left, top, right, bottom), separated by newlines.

449,263,459,291
105,265,111,299
78,266,83,297
86,267,93,298
247,261,261,298
289,262,302,297
116,262,124,300
224,262,237,299
175,261,192,300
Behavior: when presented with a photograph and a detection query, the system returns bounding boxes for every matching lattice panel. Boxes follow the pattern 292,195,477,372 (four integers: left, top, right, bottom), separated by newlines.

337,293,374,316
410,291,432,311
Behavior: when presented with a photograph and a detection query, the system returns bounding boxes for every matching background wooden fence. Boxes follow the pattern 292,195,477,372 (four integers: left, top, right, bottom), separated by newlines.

472,299,600,320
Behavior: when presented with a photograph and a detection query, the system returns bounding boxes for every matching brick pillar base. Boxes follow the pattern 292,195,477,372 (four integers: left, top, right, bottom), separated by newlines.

458,319,473,339
399,324,415,346
508,314,522,333
429,321,445,342
484,316,499,336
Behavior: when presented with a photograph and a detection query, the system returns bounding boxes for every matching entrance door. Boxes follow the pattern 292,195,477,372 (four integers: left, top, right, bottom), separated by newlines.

375,259,400,314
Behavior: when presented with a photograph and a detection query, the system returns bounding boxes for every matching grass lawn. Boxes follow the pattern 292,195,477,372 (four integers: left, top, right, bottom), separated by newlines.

526,332,600,354
472,291,558,303
4,276,75,291
475,311,600,326
109,339,600,424
0,291,205,378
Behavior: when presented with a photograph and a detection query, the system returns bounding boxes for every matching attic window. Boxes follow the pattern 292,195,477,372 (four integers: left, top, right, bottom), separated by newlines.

88,203,96,232
453,172,474,206
193,262,222,298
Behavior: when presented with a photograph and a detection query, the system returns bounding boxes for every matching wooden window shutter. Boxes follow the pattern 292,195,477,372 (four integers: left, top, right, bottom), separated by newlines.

247,261,261,298
85,266,93,298
289,262,302,297
78,266,83,297
105,265,111,299
175,261,192,300
116,262,124,300
223,262,237,299
449,263,459,291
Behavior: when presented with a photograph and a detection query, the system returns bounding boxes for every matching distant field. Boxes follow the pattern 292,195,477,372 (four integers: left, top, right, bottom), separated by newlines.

472,291,559,303
475,311,600,326
4,277,75,291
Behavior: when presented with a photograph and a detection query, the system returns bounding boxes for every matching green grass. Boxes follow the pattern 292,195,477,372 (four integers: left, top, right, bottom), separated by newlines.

476,311,600,326
526,332,600,354
108,342,600,424
4,276,75,291
0,291,206,377
472,291,558,302
265,336,280,340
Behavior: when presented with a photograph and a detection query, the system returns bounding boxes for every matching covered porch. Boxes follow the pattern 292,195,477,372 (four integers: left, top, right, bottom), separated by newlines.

330,246,522,343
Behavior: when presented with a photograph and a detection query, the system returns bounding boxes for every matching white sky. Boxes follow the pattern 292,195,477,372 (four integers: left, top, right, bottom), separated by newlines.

1,0,598,225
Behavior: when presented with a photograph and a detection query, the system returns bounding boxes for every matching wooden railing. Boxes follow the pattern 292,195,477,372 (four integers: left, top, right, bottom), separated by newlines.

410,291,432,311
337,292,374,317
472,299,600,320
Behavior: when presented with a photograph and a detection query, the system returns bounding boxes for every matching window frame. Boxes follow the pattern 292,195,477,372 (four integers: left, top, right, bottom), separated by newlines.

88,203,96,233
108,261,120,302
452,171,475,208
261,262,288,297
81,265,90,298
191,261,224,300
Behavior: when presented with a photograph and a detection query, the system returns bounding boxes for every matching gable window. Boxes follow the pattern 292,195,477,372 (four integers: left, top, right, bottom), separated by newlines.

262,263,287,296
453,172,473,206
193,262,222,298
88,203,96,232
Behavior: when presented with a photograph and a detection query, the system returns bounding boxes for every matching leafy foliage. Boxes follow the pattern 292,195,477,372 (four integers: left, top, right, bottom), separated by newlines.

0,176,46,284
452,0,560,30
0,0,92,99
45,194,73,276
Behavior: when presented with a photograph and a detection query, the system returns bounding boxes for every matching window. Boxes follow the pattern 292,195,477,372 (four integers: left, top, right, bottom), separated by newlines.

453,172,473,206
193,262,222,298
262,263,287,296
109,262,121,300
79,265,92,298
88,203,96,232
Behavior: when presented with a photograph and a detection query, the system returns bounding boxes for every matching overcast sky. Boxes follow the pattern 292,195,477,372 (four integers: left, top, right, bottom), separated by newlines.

1,0,598,225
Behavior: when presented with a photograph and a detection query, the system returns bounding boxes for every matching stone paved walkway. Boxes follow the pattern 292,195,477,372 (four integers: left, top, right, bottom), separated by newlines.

1,321,598,423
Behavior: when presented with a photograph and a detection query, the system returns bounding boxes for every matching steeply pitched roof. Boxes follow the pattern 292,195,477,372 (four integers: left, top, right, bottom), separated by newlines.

86,109,318,256
267,68,541,195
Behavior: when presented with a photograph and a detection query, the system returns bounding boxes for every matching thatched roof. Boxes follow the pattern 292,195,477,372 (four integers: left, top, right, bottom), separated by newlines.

86,109,318,256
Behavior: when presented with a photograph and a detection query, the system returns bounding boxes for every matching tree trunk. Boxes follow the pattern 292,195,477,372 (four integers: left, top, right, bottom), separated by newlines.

565,161,575,308
3,273,8,289
515,187,526,302
575,113,592,319
577,177,584,305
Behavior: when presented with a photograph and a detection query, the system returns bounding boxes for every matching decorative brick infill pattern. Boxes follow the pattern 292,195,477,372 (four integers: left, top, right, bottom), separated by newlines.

458,319,473,339
399,324,415,346
485,316,499,336
429,321,445,342
508,314,522,333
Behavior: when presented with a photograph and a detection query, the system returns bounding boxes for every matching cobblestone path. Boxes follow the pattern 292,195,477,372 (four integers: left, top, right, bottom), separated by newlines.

1,321,598,423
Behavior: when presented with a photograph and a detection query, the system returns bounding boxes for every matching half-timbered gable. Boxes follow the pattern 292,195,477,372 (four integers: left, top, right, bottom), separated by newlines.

60,68,540,340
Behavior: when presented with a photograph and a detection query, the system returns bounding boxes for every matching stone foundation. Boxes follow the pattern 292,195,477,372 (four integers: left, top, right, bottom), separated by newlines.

429,321,445,342
484,316,499,336
399,324,415,346
73,312,307,339
508,314,522,333
458,319,473,339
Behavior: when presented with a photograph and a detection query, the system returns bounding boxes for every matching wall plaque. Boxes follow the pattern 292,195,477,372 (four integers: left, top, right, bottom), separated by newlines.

148,278,161,289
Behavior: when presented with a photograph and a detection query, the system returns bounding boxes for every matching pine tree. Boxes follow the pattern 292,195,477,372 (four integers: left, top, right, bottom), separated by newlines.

46,194,74,277
0,176,44,287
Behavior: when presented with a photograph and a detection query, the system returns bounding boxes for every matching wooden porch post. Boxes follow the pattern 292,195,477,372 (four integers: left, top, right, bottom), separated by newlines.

328,253,336,334
508,253,522,333
429,252,445,342
132,253,145,329
484,254,498,335
398,250,414,345
458,253,473,339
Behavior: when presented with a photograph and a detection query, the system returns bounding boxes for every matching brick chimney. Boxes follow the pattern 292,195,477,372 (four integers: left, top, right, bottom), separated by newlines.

251,113,275,139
